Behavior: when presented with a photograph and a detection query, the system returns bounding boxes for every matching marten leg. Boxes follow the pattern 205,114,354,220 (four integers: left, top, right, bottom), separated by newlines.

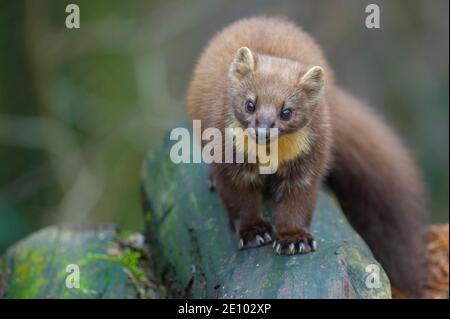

272,178,319,255
211,165,273,249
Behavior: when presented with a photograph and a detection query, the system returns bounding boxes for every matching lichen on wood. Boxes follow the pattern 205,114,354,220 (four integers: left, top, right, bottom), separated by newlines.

1,225,163,299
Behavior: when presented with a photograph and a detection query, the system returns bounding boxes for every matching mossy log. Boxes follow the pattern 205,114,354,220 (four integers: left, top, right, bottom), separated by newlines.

0,225,162,299
140,129,392,299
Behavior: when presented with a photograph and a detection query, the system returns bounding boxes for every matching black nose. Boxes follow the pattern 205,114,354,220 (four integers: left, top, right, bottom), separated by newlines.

255,117,275,130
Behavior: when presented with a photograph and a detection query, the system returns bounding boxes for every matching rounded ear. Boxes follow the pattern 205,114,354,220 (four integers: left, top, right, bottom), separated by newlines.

229,47,256,81
297,66,325,102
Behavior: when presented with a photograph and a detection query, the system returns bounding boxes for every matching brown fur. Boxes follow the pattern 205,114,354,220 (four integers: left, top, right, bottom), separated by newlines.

186,16,428,297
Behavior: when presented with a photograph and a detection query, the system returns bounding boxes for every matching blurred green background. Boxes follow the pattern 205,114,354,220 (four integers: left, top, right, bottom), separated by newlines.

0,0,448,253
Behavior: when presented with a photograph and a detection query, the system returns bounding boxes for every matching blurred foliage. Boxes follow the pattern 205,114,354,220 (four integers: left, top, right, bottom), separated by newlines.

0,0,448,252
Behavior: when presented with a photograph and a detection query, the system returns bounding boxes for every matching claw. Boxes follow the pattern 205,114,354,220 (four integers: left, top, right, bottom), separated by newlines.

299,242,305,253
263,233,272,242
238,238,244,250
255,235,264,245
275,243,281,255
288,243,295,254
311,240,317,251
272,241,277,249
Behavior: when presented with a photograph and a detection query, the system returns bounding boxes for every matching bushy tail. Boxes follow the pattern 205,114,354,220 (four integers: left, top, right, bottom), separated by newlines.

326,87,428,298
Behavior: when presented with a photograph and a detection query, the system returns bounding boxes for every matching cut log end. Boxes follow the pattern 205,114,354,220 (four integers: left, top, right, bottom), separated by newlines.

0,225,164,299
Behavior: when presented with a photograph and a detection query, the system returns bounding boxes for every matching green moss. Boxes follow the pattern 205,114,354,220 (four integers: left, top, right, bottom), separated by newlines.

9,249,48,298
118,249,145,279
117,229,132,241
83,249,145,280
1,226,158,299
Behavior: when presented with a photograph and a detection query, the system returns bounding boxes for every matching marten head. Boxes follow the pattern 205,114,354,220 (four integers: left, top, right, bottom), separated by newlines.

228,47,325,144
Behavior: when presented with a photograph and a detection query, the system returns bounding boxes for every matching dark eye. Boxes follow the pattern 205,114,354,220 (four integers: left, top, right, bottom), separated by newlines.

245,100,256,113
280,108,292,121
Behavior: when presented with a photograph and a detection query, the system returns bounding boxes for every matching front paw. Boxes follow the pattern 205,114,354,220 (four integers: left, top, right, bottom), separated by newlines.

272,230,316,255
238,220,273,250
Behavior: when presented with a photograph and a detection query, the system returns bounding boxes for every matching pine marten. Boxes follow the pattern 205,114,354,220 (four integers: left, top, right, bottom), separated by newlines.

186,16,428,298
